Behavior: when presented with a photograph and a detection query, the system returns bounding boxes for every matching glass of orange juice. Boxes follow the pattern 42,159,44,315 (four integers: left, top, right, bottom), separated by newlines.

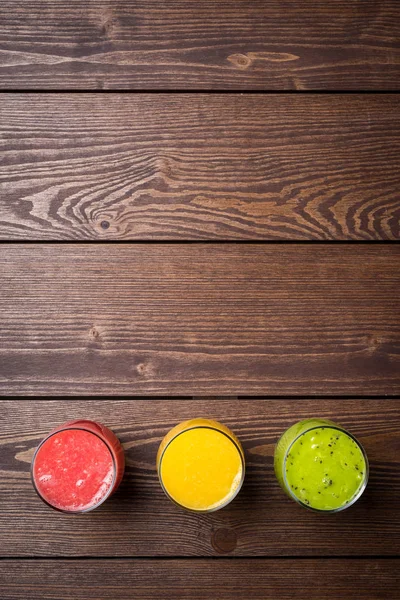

157,418,245,512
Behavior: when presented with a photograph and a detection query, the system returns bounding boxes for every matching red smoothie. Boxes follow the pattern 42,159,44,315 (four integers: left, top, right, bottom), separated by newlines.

32,421,125,513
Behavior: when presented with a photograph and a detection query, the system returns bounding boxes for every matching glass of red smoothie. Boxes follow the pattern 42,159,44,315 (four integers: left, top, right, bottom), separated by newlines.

31,420,125,514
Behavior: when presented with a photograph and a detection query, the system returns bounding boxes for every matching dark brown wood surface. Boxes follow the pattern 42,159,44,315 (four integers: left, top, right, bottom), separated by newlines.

1,559,399,599
2,1,400,588
1,94,399,241
1,398,399,557
0,1,399,90
1,244,399,396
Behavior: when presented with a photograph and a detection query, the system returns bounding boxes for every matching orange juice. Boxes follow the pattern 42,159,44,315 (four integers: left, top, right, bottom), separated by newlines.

157,418,244,512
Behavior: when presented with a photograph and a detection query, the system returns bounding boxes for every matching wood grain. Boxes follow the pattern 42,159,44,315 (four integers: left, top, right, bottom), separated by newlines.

0,399,399,557
1,244,399,396
1,559,399,599
0,1,399,89
1,94,399,241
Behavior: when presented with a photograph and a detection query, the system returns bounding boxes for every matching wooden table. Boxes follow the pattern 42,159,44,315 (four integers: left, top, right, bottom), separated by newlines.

1,2,400,598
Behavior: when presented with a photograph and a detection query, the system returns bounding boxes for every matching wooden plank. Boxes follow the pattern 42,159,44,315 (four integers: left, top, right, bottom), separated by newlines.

1,94,399,241
1,244,399,396
0,399,399,556
1,559,399,599
0,1,399,90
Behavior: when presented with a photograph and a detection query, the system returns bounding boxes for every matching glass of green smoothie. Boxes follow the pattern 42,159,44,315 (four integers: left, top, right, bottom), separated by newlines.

274,419,368,512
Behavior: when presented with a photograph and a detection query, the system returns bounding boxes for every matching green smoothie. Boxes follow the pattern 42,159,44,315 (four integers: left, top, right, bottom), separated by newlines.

274,419,368,512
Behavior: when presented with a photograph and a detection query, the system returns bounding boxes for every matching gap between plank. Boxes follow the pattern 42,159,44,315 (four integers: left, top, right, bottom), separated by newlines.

0,555,398,561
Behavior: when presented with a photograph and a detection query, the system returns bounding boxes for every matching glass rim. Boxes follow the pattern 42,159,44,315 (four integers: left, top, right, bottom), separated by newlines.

158,425,245,513
31,426,117,515
283,424,369,514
